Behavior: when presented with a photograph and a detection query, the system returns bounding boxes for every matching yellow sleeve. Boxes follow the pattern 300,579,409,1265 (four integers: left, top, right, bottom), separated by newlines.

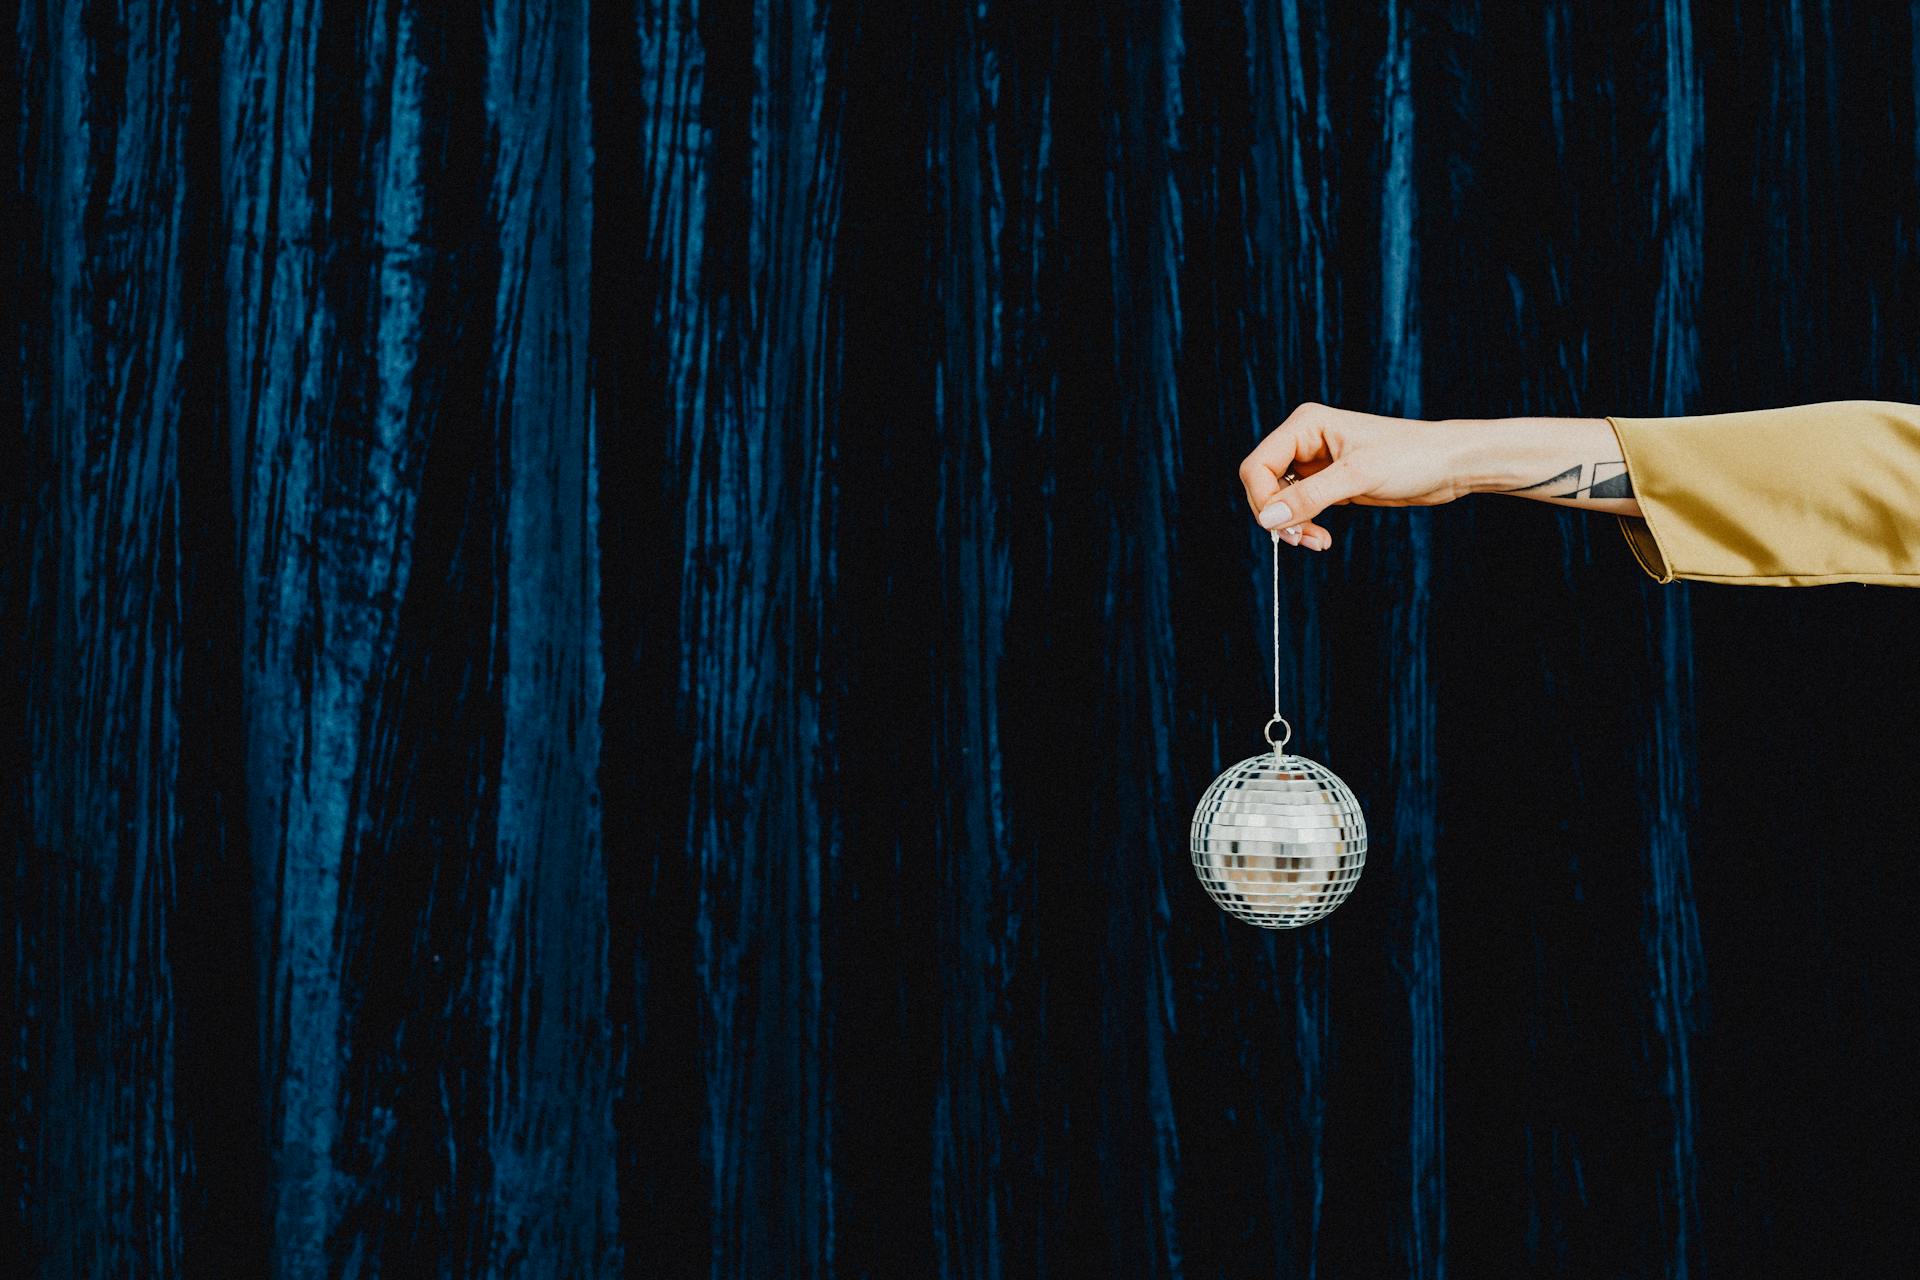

1606,400,1920,586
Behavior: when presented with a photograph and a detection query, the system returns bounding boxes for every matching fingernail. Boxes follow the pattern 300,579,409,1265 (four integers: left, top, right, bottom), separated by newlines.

1258,502,1292,529
1280,527,1302,545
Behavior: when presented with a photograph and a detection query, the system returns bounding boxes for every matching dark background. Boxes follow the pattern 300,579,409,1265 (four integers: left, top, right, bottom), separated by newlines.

8,0,1920,1276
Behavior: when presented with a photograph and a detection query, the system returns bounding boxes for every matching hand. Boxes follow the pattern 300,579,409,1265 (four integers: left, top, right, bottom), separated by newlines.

1237,403,1472,551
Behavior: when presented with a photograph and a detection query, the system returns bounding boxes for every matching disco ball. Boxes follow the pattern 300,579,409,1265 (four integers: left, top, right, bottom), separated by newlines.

1190,751,1367,928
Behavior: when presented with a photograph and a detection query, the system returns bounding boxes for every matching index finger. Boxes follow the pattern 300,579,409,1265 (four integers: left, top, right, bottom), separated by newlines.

1238,430,1299,515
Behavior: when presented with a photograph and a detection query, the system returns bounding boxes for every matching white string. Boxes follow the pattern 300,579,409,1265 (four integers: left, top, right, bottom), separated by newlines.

1263,472,1297,755
1271,528,1281,724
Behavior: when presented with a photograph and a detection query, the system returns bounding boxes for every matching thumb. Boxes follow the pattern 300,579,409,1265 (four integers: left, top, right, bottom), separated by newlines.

1257,458,1368,531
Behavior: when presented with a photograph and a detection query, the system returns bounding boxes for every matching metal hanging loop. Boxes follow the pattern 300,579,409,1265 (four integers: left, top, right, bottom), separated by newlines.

1264,713,1292,754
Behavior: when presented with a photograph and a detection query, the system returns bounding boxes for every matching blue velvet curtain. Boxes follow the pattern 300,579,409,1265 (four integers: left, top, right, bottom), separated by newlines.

9,1,1920,1276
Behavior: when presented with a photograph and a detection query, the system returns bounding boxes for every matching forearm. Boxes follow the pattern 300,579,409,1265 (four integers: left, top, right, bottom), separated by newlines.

1447,416,1643,517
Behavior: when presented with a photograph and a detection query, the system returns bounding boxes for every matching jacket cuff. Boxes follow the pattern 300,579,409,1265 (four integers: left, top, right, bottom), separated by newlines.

1606,414,1674,584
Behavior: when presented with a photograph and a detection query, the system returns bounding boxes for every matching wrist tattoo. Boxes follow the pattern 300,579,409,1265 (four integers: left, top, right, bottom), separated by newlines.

1500,460,1634,501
